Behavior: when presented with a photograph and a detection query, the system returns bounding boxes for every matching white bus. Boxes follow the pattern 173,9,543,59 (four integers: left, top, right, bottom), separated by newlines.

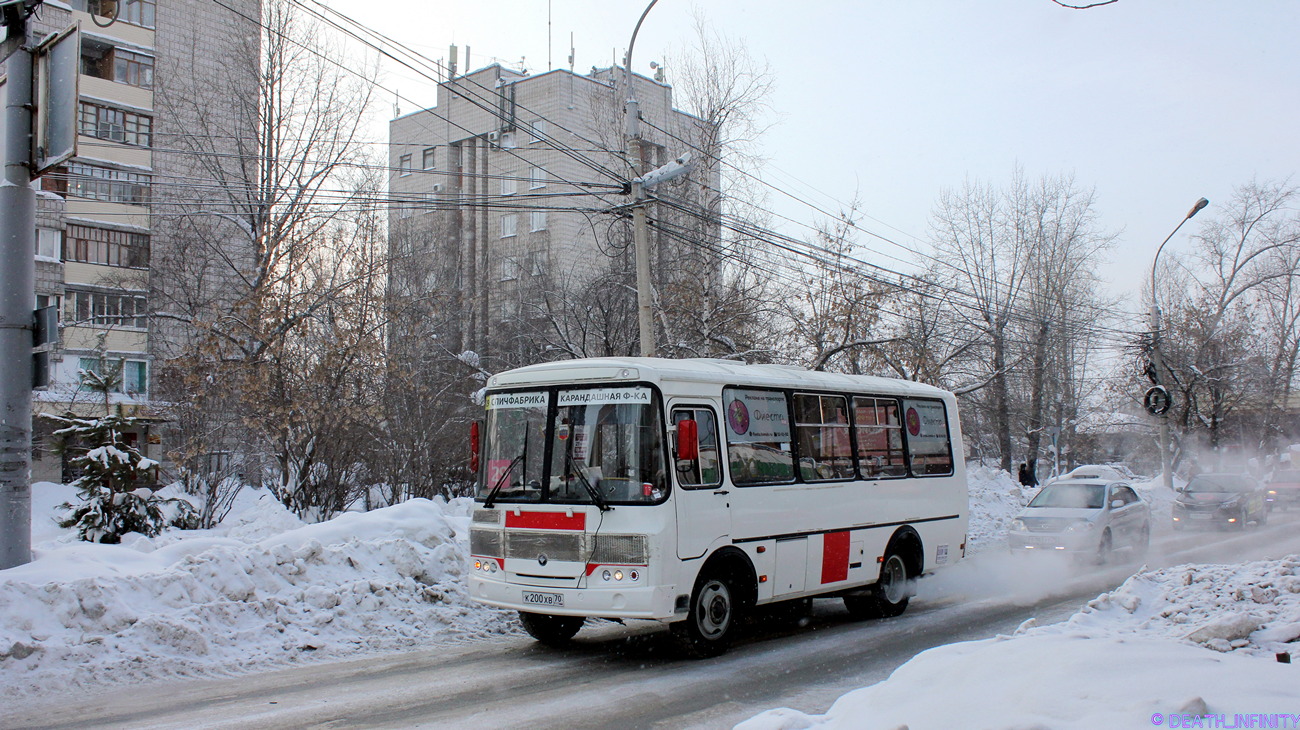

468,357,968,656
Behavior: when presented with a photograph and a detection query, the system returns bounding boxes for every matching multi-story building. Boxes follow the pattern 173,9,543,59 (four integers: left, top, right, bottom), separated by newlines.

19,0,258,482
388,61,719,369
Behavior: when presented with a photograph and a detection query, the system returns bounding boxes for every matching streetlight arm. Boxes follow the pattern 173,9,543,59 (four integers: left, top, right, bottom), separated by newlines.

1150,197,1210,312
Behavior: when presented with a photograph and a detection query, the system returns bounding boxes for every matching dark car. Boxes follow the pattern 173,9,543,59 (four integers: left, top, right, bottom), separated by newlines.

1172,473,1268,530
1264,470,1300,511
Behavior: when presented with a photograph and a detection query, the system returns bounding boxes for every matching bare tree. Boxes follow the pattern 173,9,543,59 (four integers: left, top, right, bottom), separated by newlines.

153,0,383,519
1153,180,1300,458
928,173,1037,472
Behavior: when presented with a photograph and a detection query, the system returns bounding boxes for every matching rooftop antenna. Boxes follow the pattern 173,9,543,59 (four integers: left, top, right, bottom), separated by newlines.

449,44,458,80
393,89,401,118
547,0,553,71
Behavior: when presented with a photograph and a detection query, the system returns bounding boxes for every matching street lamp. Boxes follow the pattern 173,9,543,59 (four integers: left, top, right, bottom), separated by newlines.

1147,196,1209,492
624,0,658,358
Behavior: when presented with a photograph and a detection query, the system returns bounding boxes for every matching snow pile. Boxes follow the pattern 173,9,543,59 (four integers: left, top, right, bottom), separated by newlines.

1132,474,1183,528
964,463,1032,552
0,491,514,701
1065,555,1300,656
740,555,1300,730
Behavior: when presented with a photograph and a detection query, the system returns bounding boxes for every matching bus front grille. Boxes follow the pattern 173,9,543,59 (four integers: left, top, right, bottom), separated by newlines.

472,529,649,565
590,534,648,564
505,531,585,562
470,528,504,557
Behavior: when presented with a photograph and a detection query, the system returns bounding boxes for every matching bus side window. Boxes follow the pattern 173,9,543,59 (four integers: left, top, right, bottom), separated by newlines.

673,408,721,488
854,396,906,479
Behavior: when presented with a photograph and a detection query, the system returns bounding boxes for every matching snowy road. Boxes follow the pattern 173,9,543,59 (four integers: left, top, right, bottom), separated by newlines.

14,512,1300,730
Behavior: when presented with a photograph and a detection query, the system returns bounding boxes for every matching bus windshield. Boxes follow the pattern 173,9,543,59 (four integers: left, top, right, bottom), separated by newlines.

478,386,668,505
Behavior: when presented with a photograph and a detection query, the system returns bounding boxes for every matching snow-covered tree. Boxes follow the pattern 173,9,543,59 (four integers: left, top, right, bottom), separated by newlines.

51,368,197,543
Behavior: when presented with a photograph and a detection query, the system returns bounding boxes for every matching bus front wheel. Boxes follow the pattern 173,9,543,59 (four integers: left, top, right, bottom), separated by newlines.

673,570,740,658
518,612,585,646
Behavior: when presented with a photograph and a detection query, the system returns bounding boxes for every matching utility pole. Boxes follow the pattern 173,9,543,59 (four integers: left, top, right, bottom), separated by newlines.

624,0,657,358
1,2,35,569
1147,197,1209,493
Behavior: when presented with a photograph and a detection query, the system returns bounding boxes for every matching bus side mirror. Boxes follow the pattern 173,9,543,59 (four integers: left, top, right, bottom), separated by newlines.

470,421,481,473
676,418,699,462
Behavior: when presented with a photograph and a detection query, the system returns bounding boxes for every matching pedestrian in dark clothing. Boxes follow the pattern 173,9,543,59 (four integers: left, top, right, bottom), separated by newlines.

1025,459,1039,487
1018,463,1030,486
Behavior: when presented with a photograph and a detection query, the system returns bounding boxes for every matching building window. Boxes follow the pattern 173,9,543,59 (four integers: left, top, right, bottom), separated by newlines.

500,175,516,196
81,40,152,89
65,288,148,329
529,166,547,190
529,120,548,144
114,49,154,89
422,147,436,170
500,214,517,238
500,256,520,281
398,154,412,176
36,294,61,322
89,0,155,28
36,228,61,260
62,162,151,204
65,225,149,268
527,249,546,277
78,357,149,395
79,102,153,147
530,210,547,232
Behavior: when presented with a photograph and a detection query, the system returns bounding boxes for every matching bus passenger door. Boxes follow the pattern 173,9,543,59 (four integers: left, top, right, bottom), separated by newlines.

671,405,732,560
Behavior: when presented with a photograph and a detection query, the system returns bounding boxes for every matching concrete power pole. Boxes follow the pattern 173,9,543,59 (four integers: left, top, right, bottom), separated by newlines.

1,8,35,570
625,0,657,358
1146,197,1209,494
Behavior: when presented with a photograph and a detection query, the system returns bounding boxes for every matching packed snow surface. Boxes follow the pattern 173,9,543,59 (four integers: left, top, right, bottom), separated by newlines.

741,555,1300,729
0,483,514,701
4,466,1291,730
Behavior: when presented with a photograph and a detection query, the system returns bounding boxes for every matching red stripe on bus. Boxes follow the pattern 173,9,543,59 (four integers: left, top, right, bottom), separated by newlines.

505,512,587,530
821,531,850,584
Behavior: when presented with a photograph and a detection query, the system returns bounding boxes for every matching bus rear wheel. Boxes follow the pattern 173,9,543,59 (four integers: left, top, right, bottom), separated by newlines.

673,570,740,658
518,612,585,646
843,552,911,620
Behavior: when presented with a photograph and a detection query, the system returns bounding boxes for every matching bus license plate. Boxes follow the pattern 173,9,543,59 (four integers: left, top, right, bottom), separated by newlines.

523,591,564,607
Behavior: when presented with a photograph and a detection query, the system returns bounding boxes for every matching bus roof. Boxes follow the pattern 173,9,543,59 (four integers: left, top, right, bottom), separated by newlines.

487,357,952,399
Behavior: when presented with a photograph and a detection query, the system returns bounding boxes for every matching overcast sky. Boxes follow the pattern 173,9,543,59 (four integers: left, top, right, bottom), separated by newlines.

330,0,1300,327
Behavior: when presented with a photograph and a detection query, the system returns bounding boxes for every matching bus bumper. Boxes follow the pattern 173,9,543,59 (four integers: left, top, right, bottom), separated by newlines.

470,576,680,620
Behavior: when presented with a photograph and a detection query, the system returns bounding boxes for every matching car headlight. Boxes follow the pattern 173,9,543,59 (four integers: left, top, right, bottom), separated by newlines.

1065,519,1093,532
1010,518,1027,532
1221,495,1242,507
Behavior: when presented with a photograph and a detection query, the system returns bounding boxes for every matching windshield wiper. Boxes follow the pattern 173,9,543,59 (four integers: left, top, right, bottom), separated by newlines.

564,449,611,512
483,451,525,509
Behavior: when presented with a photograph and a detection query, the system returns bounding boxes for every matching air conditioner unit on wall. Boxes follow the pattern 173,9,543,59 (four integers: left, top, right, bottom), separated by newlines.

431,183,443,193
487,130,500,143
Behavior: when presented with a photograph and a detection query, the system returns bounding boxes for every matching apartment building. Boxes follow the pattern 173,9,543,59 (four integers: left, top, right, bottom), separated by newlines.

18,0,258,482
388,62,718,368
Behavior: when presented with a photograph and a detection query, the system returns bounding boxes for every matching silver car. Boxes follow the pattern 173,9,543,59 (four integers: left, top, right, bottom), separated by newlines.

1008,479,1151,563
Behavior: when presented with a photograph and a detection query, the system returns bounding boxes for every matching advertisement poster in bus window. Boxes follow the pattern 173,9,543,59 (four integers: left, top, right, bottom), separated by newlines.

902,399,949,455
724,389,791,443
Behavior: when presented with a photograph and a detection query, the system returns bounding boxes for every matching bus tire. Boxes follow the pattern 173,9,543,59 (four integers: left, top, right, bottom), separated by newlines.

518,612,584,646
673,569,741,658
843,550,911,620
